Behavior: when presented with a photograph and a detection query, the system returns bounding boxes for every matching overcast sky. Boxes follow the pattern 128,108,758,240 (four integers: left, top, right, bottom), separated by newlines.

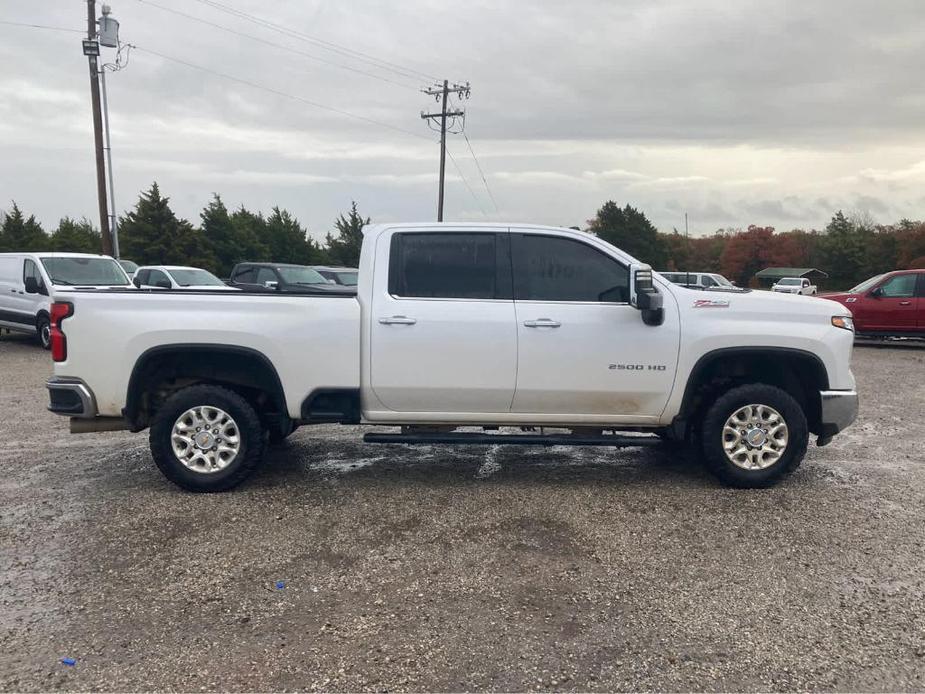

2,0,925,241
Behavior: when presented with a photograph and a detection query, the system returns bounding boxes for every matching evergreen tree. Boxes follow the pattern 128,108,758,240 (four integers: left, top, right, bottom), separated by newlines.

230,206,269,264
0,202,48,251
587,201,666,267
200,195,241,277
119,183,213,268
324,201,369,267
263,207,324,265
50,217,101,253
818,211,869,289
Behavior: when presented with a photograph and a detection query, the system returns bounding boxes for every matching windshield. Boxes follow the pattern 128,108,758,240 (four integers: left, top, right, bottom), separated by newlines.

41,257,129,286
119,260,138,273
778,278,802,286
169,269,225,286
276,266,327,285
334,271,358,286
849,274,885,293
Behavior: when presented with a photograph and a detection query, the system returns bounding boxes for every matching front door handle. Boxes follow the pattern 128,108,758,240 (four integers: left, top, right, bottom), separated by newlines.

379,315,417,325
523,318,561,328
899,301,912,306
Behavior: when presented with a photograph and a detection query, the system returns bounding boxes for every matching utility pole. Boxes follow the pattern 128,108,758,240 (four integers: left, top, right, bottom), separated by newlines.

84,0,113,255
421,80,469,222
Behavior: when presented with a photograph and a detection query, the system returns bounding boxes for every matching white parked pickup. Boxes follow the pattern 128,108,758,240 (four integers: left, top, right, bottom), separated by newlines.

46,223,858,491
772,277,818,295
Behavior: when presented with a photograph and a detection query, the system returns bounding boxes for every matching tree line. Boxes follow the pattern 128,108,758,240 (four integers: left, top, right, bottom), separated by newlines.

588,202,925,289
0,183,367,277
3,183,925,288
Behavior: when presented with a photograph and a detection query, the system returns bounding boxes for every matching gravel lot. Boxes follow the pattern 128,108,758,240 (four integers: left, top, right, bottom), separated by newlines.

1,332,924,692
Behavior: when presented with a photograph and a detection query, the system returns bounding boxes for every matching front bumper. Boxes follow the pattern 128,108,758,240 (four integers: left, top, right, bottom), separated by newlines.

817,389,858,444
46,378,97,418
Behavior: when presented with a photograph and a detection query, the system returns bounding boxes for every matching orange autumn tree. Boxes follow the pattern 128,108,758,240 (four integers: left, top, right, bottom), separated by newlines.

719,225,804,286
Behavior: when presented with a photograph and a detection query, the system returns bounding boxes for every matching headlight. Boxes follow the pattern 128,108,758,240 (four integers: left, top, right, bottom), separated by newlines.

831,315,854,332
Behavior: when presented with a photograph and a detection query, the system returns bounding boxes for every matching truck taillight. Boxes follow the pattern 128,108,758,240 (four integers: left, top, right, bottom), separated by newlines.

50,302,73,362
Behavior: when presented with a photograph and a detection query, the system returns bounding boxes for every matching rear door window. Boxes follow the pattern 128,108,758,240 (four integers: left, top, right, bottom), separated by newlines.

255,268,278,285
233,267,256,283
512,234,629,303
147,269,171,287
388,232,510,299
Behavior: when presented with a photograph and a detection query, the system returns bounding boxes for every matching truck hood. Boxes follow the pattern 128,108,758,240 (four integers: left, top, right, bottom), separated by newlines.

671,285,847,317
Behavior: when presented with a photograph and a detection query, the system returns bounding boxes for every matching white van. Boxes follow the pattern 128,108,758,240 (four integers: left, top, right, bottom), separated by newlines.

0,252,132,348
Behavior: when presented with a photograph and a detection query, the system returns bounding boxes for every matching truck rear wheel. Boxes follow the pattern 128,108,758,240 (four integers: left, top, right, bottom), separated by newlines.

149,385,266,492
700,383,808,488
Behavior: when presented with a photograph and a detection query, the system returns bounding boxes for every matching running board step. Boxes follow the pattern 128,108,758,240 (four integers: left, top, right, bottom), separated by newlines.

362,432,660,447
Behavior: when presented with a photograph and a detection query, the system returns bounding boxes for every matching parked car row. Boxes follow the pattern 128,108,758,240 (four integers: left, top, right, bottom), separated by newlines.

0,252,359,348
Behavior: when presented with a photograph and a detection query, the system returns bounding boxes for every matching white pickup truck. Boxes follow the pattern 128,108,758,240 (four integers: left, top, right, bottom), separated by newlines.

46,223,858,492
772,277,818,295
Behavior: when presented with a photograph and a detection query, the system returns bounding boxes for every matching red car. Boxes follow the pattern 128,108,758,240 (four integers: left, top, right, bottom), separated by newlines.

824,269,925,337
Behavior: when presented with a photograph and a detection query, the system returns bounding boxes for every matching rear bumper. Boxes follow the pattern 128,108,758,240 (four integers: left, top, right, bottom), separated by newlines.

46,378,97,418
817,389,858,442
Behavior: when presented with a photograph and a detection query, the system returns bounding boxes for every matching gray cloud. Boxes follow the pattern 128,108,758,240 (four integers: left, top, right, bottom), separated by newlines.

1,0,925,239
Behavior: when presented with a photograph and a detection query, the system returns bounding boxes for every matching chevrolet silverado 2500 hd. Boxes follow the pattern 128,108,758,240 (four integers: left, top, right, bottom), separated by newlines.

46,223,859,492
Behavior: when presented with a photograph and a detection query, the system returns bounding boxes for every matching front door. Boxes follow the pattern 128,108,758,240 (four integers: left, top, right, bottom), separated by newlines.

509,232,679,419
861,273,918,331
369,229,517,414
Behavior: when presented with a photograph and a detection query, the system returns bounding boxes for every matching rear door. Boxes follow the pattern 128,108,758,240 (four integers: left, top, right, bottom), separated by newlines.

369,228,517,413
509,231,679,418
865,273,918,331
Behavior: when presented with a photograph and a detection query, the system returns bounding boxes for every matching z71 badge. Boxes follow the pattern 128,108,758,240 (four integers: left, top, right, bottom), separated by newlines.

693,298,730,308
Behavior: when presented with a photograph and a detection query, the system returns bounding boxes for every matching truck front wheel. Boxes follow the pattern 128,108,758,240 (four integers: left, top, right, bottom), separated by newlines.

700,383,808,488
149,385,266,492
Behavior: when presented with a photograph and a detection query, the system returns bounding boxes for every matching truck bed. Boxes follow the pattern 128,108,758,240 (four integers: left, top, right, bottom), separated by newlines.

54,289,361,418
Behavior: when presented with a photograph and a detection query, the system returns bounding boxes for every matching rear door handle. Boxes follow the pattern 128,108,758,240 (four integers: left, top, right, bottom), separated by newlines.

899,301,912,306
379,315,417,325
523,318,561,328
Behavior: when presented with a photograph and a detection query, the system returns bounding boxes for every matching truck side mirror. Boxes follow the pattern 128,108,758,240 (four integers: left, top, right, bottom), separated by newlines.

629,264,664,326
264,280,279,290
869,286,883,298
155,279,171,289
24,276,42,294
132,277,142,288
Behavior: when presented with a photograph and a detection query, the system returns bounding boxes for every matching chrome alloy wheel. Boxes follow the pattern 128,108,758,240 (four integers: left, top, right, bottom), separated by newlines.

171,406,240,474
722,403,789,470
40,323,51,348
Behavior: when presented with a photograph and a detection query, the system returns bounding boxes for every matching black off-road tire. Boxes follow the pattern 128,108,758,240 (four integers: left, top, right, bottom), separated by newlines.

700,383,808,488
36,314,51,350
149,385,266,492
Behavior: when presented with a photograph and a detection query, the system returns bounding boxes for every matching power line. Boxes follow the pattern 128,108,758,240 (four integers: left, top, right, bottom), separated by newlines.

134,45,429,140
133,0,420,91
0,20,84,33
190,0,440,84
447,149,487,218
462,131,499,214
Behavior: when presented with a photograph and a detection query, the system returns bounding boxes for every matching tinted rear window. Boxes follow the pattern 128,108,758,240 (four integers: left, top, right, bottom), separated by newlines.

389,233,507,299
